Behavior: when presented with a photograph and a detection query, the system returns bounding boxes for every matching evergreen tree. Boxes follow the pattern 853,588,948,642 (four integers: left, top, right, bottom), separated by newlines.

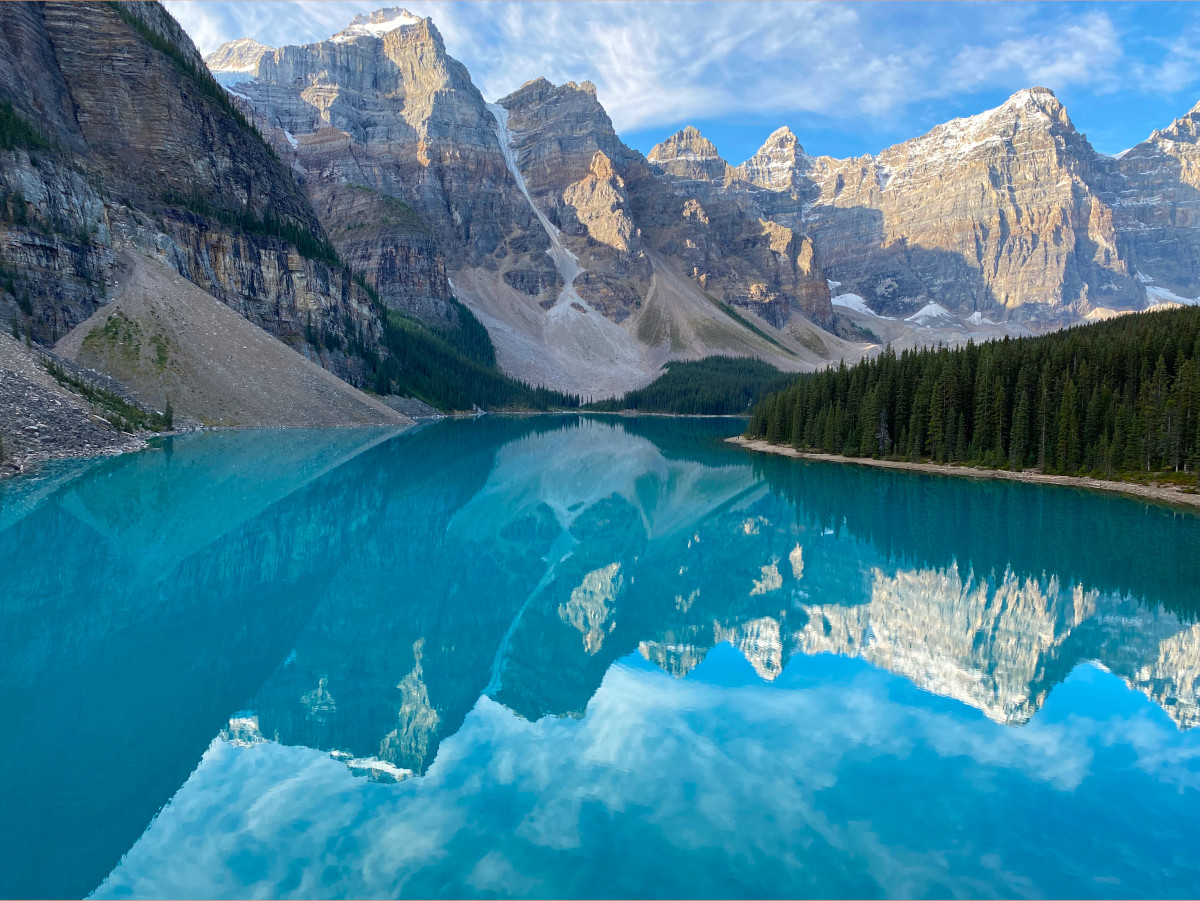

744,306,1200,486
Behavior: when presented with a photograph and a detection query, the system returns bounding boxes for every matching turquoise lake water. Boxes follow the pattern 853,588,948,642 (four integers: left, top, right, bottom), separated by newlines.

2,415,1200,899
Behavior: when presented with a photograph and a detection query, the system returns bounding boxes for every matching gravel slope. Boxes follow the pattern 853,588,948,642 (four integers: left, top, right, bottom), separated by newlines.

0,331,142,476
56,253,412,429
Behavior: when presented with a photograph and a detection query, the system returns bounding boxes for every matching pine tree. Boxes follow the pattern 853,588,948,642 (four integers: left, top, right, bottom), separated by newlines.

743,305,1200,486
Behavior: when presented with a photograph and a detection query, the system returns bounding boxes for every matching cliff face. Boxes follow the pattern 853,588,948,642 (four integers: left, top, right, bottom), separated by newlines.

795,88,1139,322
496,78,652,322
648,126,734,184
0,1,384,383
646,128,835,327
213,8,544,322
644,88,1200,326
1109,101,1200,298
495,80,834,329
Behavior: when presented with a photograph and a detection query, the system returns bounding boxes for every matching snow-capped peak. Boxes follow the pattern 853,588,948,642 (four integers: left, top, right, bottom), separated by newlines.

331,7,421,43
764,125,799,145
877,86,1072,177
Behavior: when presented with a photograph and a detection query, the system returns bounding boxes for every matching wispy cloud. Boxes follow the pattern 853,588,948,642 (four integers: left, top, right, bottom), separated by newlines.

948,12,1123,96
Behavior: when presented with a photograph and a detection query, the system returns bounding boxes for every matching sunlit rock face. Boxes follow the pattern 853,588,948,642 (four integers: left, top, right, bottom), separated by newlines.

495,78,653,322
648,126,736,185
204,37,271,75
736,88,1140,323
207,9,537,321
644,127,835,328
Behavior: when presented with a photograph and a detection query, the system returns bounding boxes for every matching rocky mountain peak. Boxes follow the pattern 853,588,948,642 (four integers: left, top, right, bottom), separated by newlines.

330,7,422,43
1000,86,1072,129
204,37,272,74
738,125,812,190
496,76,609,129
647,126,730,182
497,75,629,194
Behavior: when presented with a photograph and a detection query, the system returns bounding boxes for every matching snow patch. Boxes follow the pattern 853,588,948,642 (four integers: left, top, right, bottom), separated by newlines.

905,302,959,327
1145,283,1200,306
832,292,885,318
331,8,420,43
344,756,414,782
966,311,997,326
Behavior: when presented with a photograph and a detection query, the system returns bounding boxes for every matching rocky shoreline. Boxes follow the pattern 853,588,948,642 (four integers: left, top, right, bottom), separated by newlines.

727,436,1200,511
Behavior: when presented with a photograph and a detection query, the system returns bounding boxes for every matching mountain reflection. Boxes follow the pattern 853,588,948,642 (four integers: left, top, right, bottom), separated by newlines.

2,415,1200,897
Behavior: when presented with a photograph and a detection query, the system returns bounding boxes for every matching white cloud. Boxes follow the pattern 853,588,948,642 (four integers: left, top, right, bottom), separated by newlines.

1130,32,1200,97
92,659,1197,899
947,12,1123,95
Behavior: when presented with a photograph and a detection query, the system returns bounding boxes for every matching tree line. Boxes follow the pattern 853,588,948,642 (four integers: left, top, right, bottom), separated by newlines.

747,307,1200,483
588,356,792,415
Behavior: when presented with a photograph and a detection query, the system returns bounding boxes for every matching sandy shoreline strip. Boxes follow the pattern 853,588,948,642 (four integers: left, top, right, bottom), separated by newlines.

727,436,1200,512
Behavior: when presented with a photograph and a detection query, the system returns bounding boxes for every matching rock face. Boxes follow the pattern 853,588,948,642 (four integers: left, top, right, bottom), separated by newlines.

644,87,1200,325
788,88,1140,322
645,127,835,327
0,1,385,385
202,37,271,77
495,77,653,322
31,4,1200,402
208,7,539,323
1109,101,1200,298
648,126,734,184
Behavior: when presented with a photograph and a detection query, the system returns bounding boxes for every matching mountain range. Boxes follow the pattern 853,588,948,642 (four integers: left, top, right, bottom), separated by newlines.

4,3,1200,421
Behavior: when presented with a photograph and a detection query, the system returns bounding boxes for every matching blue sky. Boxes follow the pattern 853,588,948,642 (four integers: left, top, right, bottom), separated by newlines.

165,1,1200,164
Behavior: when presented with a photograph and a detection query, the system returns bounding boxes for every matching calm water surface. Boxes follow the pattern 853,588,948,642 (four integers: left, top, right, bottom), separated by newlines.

2,416,1200,899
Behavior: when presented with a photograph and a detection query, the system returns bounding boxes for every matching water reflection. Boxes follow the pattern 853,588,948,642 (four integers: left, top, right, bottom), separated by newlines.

2,416,1199,898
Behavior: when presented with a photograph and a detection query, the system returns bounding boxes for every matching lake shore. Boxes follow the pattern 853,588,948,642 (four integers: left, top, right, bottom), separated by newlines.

727,436,1200,511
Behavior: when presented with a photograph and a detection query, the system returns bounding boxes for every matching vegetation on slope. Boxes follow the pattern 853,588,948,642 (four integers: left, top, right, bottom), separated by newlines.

747,307,1200,484
0,98,52,152
373,308,579,412
42,358,171,433
588,356,796,415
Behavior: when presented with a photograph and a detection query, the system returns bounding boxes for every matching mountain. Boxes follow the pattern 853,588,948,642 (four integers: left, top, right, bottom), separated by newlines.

0,1,590,463
9,3,1200,429
1109,100,1200,302
206,10,863,396
204,6,1200,400
704,88,1142,324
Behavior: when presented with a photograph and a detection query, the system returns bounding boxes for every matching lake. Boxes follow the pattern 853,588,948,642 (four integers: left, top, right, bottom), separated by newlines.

2,415,1199,899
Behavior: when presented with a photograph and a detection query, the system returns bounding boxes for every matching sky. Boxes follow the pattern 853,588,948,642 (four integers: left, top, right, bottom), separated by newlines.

164,1,1200,164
